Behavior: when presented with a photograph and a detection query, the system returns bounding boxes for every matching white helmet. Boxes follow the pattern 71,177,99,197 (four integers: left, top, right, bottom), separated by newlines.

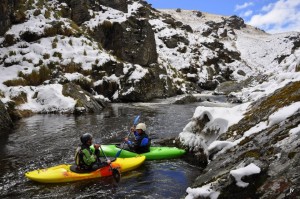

136,123,146,131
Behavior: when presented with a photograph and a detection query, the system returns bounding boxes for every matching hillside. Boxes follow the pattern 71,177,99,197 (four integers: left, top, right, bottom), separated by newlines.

0,1,300,198
0,1,299,116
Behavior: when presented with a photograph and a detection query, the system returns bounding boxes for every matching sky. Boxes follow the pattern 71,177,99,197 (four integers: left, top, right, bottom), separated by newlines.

146,0,300,33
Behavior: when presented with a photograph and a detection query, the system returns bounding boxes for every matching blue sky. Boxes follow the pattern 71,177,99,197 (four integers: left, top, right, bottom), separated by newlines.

146,0,300,33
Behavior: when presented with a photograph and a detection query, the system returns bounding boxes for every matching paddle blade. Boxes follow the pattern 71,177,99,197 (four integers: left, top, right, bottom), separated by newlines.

133,115,140,125
112,168,121,183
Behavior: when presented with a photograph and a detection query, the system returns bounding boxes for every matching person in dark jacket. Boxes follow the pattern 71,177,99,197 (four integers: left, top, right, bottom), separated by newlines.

75,133,111,171
125,123,151,153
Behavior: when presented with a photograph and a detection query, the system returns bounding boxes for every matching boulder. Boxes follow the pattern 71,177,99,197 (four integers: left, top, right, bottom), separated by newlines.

118,66,177,102
225,15,246,29
62,83,107,114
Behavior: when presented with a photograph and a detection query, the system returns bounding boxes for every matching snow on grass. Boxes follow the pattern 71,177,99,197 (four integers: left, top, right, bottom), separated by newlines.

230,163,261,187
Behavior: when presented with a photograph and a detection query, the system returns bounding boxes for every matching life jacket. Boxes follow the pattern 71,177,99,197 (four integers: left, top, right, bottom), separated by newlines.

74,145,93,170
133,132,151,154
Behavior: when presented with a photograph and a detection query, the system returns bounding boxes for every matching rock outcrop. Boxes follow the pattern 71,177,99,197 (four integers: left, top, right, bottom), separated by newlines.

186,81,300,198
62,83,107,114
92,16,158,66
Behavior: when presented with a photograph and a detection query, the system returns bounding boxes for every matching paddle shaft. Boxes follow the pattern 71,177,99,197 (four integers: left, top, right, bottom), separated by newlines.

99,145,120,182
116,115,140,157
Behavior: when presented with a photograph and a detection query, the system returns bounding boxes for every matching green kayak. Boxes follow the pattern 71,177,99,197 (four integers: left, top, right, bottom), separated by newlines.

100,144,186,160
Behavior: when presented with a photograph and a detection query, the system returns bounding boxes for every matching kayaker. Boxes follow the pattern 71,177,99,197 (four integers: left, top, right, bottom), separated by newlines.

75,133,111,171
124,123,151,153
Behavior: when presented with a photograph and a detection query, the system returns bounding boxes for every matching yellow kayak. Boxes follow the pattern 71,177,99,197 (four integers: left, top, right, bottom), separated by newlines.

25,156,145,183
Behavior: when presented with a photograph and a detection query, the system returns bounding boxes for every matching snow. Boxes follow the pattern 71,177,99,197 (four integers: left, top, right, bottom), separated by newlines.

290,124,300,135
186,183,220,199
18,84,76,113
230,163,261,187
268,102,300,126
128,65,149,81
179,102,250,153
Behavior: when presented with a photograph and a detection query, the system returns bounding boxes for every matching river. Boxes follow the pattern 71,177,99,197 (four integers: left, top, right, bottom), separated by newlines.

0,95,230,199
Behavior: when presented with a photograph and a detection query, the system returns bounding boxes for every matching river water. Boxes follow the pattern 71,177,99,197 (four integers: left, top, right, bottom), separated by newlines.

0,95,229,199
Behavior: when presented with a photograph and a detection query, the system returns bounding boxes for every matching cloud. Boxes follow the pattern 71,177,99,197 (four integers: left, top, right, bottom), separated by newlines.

241,10,253,17
235,2,254,11
247,0,300,33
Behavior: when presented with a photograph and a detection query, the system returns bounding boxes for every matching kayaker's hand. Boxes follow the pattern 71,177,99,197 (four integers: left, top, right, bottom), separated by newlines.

94,144,100,149
130,127,135,133
106,159,111,164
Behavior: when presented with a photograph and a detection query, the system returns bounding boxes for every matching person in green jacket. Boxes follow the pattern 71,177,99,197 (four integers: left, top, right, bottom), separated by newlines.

75,133,111,171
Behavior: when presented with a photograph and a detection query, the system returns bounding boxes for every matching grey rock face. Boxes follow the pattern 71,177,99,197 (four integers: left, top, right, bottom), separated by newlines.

93,17,158,66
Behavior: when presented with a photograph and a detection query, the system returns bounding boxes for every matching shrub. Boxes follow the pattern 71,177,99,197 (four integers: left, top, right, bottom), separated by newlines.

53,51,62,59
101,20,113,30
44,10,51,19
52,41,57,49
3,78,27,87
43,53,50,59
63,62,82,73
18,65,51,86
68,39,73,46
33,9,41,16
11,91,27,105
9,51,17,56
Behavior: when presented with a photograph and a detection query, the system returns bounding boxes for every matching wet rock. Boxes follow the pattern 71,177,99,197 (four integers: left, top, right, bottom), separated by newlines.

62,83,107,114
215,81,244,95
173,94,198,104
0,100,13,133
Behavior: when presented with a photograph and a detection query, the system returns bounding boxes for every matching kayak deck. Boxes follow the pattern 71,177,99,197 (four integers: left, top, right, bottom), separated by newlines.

25,156,145,183
100,145,186,160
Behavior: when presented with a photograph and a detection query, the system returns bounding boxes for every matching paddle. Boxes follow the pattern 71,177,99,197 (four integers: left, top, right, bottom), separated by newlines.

99,145,121,183
115,115,140,158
